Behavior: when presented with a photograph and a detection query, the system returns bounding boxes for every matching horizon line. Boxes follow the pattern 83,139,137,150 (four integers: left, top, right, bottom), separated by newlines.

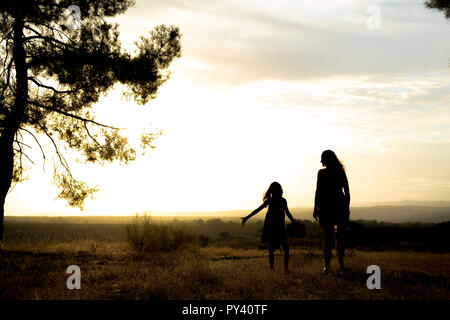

7,200,450,217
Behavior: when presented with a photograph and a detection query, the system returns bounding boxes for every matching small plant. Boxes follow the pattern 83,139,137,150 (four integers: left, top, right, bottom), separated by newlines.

219,231,231,239
198,235,210,247
126,214,198,254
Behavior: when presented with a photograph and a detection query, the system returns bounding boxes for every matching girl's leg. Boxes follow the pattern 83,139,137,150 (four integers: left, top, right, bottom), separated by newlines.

323,225,333,272
282,239,290,273
269,246,275,270
336,226,345,270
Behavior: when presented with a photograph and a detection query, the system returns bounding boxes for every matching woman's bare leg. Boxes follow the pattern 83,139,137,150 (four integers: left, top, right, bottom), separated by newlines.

269,246,275,270
323,226,333,272
336,227,345,270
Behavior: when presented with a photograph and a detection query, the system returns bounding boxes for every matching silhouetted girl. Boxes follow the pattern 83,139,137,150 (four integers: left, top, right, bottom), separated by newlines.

242,182,296,273
313,150,350,274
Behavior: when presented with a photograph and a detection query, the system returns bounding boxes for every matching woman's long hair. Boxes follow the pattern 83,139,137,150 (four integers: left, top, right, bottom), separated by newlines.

263,181,283,202
321,150,345,172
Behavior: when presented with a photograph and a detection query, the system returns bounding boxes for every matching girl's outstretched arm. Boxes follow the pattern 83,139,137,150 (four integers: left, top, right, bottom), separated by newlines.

241,201,268,226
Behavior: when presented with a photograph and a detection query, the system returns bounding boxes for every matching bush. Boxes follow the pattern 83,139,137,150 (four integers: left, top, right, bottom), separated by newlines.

126,214,198,254
198,235,210,247
286,221,306,238
219,231,231,239
424,221,450,252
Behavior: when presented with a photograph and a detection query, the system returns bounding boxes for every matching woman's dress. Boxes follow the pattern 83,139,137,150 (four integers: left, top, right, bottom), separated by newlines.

314,168,349,227
261,197,288,248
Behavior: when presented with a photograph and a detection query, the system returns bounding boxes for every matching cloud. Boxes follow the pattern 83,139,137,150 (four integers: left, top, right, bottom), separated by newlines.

117,0,450,85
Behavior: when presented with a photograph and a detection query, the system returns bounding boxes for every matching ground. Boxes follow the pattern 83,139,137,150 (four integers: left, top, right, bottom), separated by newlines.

1,240,449,300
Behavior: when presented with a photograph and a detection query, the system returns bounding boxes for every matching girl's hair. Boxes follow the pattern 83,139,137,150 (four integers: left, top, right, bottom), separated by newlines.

263,181,283,202
321,150,345,171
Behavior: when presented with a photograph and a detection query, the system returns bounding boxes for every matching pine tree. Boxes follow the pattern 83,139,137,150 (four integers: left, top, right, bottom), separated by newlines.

425,0,450,18
0,0,181,240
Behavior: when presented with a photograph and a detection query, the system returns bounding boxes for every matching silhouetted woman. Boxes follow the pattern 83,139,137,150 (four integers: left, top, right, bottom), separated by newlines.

242,182,296,273
313,150,350,274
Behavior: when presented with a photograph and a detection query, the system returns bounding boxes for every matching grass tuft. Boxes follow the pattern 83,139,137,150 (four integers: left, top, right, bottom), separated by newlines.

126,214,198,254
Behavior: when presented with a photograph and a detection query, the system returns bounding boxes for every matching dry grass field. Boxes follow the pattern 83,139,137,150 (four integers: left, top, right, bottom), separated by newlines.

1,238,449,300
1,216,449,300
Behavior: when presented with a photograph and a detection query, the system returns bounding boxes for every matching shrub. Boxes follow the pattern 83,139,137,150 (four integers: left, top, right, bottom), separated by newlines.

198,235,210,247
286,221,306,238
126,214,198,254
219,231,231,239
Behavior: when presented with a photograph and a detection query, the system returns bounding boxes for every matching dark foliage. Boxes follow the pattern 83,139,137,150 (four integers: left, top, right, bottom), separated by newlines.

286,221,306,238
425,0,450,18
424,221,450,252
3,217,449,252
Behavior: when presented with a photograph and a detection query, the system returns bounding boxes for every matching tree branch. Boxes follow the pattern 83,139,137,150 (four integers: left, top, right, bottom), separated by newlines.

0,59,14,99
0,30,14,43
153,37,172,60
27,100,121,129
14,139,32,149
38,123,73,179
83,121,102,147
23,25,76,50
13,147,34,165
28,77,78,94
19,127,46,170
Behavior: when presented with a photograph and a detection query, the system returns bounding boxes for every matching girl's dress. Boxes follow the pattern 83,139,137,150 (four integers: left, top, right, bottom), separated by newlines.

261,197,288,248
314,168,349,227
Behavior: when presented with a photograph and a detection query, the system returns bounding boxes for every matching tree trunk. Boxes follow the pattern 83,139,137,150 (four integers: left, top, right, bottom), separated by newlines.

0,14,27,242
0,129,15,241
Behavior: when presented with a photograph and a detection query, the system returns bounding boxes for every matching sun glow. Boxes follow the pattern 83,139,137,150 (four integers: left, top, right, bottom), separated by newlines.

5,0,450,216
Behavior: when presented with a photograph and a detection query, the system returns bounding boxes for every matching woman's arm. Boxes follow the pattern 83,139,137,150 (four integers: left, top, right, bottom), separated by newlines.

313,171,322,220
285,200,296,224
342,171,350,214
241,201,268,226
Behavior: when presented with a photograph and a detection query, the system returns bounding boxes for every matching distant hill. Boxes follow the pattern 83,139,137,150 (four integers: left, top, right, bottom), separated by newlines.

290,206,450,223
354,200,450,208
189,206,450,223
134,206,450,223
8,205,450,224
348,206,450,223
199,206,450,223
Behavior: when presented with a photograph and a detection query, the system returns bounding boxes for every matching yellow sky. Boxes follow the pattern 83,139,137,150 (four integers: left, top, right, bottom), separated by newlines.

5,0,450,216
